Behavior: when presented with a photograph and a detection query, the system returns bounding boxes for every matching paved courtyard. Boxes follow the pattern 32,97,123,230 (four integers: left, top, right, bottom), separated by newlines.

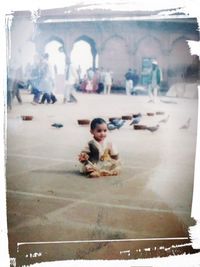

6,91,199,265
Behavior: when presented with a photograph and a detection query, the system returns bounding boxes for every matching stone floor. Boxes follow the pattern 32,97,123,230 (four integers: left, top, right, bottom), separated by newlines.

5,91,199,265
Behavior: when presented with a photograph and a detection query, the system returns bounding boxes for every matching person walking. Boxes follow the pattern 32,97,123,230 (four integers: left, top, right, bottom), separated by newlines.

148,60,162,103
63,57,79,103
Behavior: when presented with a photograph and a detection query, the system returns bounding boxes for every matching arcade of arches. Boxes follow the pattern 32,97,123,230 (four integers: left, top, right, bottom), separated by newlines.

10,15,199,89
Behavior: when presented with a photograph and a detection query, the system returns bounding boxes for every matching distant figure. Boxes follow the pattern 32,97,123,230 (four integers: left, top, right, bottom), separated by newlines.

92,68,100,93
97,67,105,94
104,69,112,94
7,76,13,110
63,57,79,103
29,55,43,104
87,67,94,81
39,53,57,104
125,68,134,95
77,65,82,83
11,66,24,105
132,69,139,87
78,118,121,178
148,60,162,103
85,68,94,93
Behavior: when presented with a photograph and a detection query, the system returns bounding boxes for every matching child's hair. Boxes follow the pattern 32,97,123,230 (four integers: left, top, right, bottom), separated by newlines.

90,118,106,130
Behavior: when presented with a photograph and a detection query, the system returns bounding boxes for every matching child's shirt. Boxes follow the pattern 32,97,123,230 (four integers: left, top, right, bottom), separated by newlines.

81,138,118,164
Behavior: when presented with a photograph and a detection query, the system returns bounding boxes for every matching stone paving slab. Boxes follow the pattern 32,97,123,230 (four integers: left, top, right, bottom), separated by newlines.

5,92,198,263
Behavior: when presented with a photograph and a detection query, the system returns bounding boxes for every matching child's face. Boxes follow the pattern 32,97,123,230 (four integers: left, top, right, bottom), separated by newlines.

91,123,108,142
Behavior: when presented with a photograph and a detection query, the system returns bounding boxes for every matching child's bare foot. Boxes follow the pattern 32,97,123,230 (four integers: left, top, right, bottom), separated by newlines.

99,170,118,176
88,169,119,178
85,164,95,173
88,171,100,178
100,170,112,176
111,170,119,176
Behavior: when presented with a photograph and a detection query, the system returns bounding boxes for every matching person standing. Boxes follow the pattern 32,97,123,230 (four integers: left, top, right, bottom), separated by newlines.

125,68,134,95
104,69,112,94
97,67,105,94
148,60,162,103
63,58,79,103
85,68,94,93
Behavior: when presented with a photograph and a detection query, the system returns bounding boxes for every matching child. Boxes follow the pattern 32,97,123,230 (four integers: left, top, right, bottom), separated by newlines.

78,118,121,178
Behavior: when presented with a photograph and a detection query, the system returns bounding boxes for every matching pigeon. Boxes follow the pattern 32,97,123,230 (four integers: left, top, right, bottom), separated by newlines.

115,119,126,129
130,116,141,125
51,123,63,128
146,124,160,132
110,118,121,125
159,115,170,123
133,113,142,118
107,123,117,130
180,118,191,129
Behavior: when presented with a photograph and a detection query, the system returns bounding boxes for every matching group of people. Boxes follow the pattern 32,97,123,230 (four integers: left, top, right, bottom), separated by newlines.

79,60,162,103
125,60,162,102
26,53,57,105
79,67,113,95
7,56,162,109
7,53,58,109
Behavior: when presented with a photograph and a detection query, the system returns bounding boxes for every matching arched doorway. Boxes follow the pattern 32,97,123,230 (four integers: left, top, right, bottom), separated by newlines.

71,36,98,78
168,36,195,83
44,40,65,75
44,39,66,94
100,35,130,85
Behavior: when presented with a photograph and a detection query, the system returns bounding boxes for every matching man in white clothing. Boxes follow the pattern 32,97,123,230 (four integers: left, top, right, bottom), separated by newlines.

63,58,79,103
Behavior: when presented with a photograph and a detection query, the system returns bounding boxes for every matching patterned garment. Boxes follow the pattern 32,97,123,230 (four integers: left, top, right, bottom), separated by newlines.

79,139,121,177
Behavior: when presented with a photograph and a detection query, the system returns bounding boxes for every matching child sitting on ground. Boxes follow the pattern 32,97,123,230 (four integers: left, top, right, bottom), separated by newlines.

78,118,121,178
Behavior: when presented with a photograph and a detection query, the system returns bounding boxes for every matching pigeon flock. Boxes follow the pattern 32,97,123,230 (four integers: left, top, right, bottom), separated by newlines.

106,112,191,133
107,113,161,133
50,113,191,133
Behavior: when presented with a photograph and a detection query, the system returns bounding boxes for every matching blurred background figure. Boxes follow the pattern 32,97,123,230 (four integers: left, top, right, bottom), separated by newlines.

125,68,134,95
85,67,94,93
97,67,105,94
7,64,24,110
148,60,162,103
104,69,112,94
39,53,57,104
29,54,43,104
63,57,79,103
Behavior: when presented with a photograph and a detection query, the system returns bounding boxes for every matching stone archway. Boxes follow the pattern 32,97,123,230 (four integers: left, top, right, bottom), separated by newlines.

44,39,66,75
168,36,195,82
100,35,130,84
70,38,97,79
42,36,66,94
72,35,98,71
134,35,163,71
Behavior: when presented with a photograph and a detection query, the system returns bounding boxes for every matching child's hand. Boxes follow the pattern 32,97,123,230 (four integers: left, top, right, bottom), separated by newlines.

79,152,89,163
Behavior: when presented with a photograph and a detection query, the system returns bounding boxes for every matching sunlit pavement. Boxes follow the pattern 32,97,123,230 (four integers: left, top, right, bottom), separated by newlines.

6,91,199,265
